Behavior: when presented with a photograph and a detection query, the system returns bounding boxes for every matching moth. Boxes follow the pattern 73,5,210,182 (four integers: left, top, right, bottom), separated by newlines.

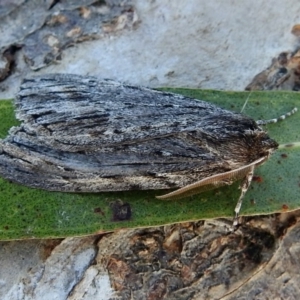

0,74,295,224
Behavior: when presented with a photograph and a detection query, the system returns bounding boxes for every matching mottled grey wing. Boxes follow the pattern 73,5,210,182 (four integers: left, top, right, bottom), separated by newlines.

0,74,270,192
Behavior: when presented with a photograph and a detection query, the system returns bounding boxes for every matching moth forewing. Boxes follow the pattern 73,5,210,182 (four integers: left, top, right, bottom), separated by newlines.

156,155,269,200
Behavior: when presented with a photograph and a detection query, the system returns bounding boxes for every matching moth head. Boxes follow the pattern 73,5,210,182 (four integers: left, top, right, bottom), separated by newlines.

247,129,278,159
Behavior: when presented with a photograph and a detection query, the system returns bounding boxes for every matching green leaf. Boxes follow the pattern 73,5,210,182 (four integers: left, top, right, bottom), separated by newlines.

0,89,299,240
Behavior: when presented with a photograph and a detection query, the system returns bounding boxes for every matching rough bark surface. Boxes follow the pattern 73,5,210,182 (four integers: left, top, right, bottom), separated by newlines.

0,0,137,74
1,213,299,299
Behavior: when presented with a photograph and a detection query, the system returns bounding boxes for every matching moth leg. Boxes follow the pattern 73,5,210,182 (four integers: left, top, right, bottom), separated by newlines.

233,165,255,226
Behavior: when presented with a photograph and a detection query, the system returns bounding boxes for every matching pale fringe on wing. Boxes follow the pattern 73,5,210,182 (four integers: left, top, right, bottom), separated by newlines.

156,156,268,200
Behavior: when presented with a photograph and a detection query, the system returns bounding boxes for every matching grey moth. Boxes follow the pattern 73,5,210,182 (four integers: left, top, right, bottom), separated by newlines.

0,74,294,223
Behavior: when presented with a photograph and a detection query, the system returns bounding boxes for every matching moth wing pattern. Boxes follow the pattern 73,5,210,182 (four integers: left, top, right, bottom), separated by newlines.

0,74,278,194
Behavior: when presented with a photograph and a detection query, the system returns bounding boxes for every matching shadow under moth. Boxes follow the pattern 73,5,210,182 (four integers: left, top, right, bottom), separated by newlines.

0,74,296,224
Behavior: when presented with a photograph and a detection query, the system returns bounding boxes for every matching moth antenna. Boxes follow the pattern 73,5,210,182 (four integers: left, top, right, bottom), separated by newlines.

278,141,300,149
240,91,252,113
256,107,297,125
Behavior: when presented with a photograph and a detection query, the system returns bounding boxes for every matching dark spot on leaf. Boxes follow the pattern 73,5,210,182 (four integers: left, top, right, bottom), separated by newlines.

94,207,105,216
110,199,131,221
253,176,263,183
281,153,288,158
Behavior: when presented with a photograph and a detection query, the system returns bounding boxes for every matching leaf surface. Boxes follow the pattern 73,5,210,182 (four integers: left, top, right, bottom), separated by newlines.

0,89,299,240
